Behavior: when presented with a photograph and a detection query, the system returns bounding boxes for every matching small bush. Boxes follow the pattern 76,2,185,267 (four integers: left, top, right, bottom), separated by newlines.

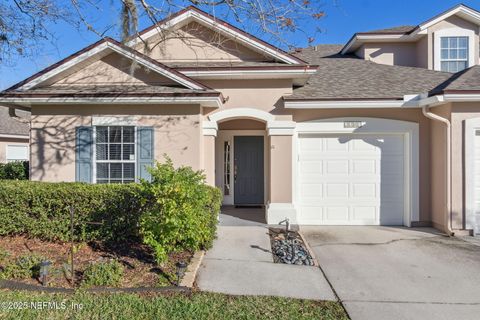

82,259,124,287
0,248,10,263
0,181,144,242
0,254,43,279
139,159,222,263
0,161,29,180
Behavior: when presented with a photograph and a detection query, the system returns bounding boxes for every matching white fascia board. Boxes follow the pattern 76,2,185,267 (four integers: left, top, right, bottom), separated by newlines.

180,68,317,79
18,42,110,91
443,93,480,101
284,99,412,109
128,10,300,65
418,5,480,32
0,96,222,108
105,43,204,90
0,134,29,139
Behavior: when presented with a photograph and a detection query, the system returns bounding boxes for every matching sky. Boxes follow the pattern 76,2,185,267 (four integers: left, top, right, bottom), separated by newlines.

1,0,478,90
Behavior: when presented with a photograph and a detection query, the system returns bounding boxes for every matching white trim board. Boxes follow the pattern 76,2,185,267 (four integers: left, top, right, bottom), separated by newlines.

294,117,420,227
0,96,222,108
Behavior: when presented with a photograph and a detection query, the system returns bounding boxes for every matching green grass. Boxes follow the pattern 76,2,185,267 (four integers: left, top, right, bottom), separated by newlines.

0,290,348,320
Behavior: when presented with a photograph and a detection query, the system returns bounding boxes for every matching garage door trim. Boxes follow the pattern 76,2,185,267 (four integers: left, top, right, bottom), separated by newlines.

293,117,419,227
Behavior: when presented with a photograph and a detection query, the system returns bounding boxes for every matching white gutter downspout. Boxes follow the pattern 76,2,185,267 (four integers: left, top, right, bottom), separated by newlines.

421,105,454,236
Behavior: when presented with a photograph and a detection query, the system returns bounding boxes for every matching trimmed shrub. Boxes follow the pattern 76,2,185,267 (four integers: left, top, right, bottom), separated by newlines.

139,159,222,263
0,181,144,242
0,253,43,279
0,161,29,180
82,259,124,287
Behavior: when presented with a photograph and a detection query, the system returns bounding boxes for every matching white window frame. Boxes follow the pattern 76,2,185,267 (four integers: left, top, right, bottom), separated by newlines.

434,28,475,72
5,144,29,163
92,126,137,184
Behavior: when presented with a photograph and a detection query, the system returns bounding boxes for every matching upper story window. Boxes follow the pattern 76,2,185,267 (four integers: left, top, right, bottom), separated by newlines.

440,36,469,73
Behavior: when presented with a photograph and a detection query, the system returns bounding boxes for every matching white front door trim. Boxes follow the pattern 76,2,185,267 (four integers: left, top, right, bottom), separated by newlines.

294,117,419,226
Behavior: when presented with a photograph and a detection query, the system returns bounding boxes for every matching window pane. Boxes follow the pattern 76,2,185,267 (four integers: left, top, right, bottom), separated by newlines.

124,163,135,179
449,37,457,48
458,37,468,48
110,163,122,179
440,49,448,59
96,127,108,143
109,144,122,160
109,126,122,143
96,144,108,160
123,127,134,143
441,37,448,49
441,61,449,72
449,49,457,59
97,179,109,184
97,163,109,179
123,144,135,160
458,49,467,60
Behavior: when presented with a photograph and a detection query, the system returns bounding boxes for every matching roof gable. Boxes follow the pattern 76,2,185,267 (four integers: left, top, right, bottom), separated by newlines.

127,6,306,65
7,38,208,92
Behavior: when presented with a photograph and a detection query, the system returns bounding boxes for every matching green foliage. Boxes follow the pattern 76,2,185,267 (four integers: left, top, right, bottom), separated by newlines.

0,180,144,242
82,259,124,287
0,253,43,279
139,159,221,263
0,161,29,180
0,247,10,263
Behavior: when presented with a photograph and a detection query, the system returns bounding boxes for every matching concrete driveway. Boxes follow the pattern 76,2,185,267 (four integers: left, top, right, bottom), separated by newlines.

301,226,480,320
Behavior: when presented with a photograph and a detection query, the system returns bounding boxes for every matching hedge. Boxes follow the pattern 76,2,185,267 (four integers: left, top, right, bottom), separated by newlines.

0,161,29,180
0,181,144,242
0,162,222,263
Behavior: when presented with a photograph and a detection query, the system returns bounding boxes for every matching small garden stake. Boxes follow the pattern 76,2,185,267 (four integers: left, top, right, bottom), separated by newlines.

70,205,75,287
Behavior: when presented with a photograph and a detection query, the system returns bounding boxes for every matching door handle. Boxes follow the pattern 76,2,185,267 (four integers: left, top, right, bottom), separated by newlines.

234,163,238,182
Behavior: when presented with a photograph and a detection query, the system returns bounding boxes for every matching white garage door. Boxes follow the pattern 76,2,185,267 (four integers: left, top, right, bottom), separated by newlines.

298,134,405,225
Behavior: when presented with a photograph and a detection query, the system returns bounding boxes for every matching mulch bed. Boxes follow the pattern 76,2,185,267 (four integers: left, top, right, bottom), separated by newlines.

0,235,193,289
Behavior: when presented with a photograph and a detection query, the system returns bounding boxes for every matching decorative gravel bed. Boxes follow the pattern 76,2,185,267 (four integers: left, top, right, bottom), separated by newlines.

269,228,315,266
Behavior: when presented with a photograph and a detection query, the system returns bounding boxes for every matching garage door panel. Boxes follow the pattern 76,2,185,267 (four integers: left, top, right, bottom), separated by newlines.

298,134,405,226
325,160,349,174
352,183,377,198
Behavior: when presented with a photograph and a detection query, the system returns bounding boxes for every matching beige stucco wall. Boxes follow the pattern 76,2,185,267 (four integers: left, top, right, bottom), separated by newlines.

137,22,267,63
30,104,202,182
202,79,293,114
429,104,451,230
0,138,29,163
361,42,418,67
269,135,292,203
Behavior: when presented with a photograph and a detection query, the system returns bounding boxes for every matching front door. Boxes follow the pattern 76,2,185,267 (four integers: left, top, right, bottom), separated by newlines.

234,136,264,205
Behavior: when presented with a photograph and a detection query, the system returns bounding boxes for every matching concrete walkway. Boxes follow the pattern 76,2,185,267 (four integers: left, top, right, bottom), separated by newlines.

196,209,336,301
301,226,480,320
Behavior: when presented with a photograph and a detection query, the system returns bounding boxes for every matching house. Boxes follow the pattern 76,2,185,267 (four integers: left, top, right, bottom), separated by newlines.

0,106,29,163
1,4,480,235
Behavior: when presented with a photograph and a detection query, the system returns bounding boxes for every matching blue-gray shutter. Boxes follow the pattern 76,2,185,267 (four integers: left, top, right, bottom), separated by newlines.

75,127,93,183
136,127,154,182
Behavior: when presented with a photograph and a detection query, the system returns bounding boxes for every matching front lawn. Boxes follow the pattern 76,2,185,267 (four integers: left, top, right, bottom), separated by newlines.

0,290,347,320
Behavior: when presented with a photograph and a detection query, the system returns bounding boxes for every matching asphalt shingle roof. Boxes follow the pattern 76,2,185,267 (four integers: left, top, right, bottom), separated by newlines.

288,45,453,100
438,65,480,92
359,25,416,34
0,106,29,136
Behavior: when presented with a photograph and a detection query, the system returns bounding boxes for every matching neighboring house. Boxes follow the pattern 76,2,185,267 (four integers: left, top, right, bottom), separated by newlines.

0,106,29,163
2,4,480,236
